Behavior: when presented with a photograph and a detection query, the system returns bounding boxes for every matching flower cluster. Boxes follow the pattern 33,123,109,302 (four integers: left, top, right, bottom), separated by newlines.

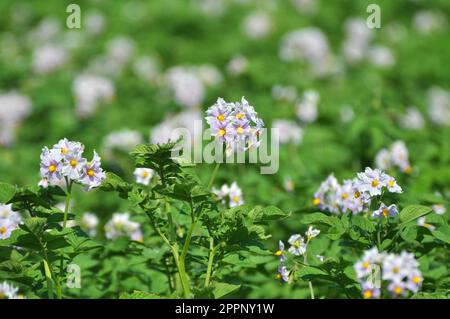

134,168,155,186
0,281,22,299
279,28,334,77
0,204,22,240
242,11,272,40
33,43,68,74
400,107,425,130
375,141,412,174
212,182,244,208
275,226,320,282
166,65,222,109
206,97,264,155
39,138,106,191
0,92,32,147
313,167,402,215
104,213,143,243
272,119,303,145
72,74,115,118
354,248,423,298
103,129,143,159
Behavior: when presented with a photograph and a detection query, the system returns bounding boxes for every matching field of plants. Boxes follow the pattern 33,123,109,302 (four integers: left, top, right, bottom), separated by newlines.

0,0,449,300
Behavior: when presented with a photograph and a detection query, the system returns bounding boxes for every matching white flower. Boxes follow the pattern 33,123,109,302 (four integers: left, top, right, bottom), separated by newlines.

356,167,389,197
316,255,325,262
400,107,425,130
372,203,399,218
85,11,105,35
107,37,135,64
272,85,298,103
226,54,248,76
432,204,446,215
73,74,115,118
0,281,20,299
105,213,143,242
417,217,436,231
427,87,450,126
134,168,154,186
305,226,320,240
390,141,411,173
243,11,272,40
212,184,230,203
228,182,244,207
296,90,319,123
166,66,205,108
413,10,448,35
133,56,160,84
0,219,16,240
103,129,143,159
80,213,99,237
385,177,402,194
280,28,334,76
33,44,68,74
272,119,303,145
368,45,395,68
375,148,392,170
382,254,410,282
0,91,32,146
287,234,306,256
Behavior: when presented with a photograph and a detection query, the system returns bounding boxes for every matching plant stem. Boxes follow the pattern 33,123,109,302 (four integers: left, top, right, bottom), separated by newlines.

62,178,72,228
304,240,315,299
204,237,215,287
207,163,221,190
178,220,196,298
43,259,54,299
58,178,73,297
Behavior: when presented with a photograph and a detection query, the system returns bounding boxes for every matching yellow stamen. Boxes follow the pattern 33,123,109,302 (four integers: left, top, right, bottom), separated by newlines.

232,196,240,203
382,208,389,217
275,274,282,280
236,113,244,120
217,114,225,121
61,148,69,155
388,180,395,187
412,276,421,284
363,290,373,299
362,262,370,269
354,191,361,199
142,171,149,178
342,192,348,199
0,227,7,235
0,292,5,299
394,286,402,295
219,129,226,137
392,267,399,274
313,198,321,205
293,241,301,248
49,165,57,172
371,180,379,187
275,250,282,256
70,159,78,167
236,126,244,134
87,169,95,177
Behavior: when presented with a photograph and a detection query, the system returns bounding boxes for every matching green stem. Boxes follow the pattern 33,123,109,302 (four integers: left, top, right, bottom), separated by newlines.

58,178,73,297
207,163,221,190
304,240,315,299
43,259,54,299
178,219,196,298
204,237,215,287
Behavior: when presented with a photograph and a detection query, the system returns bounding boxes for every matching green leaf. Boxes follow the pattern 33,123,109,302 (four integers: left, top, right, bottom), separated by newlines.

0,182,16,203
431,230,450,244
351,216,376,233
20,217,46,237
300,212,337,226
399,205,432,225
99,172,131,197
400,226,417,242
212,282,241,299
296,266,330,281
